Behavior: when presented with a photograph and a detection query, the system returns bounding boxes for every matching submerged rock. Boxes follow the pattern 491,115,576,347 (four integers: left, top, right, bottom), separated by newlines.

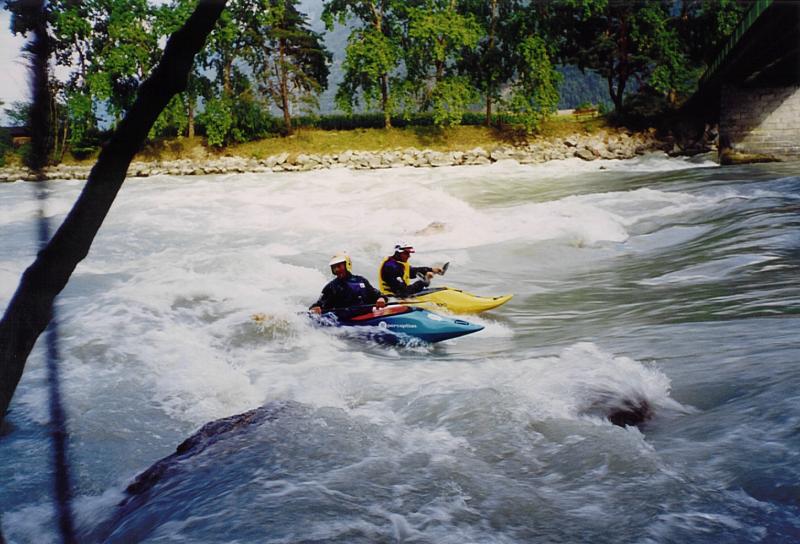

580,395,654,428
415,221,447,235
719,149,781,165
605,398,654,427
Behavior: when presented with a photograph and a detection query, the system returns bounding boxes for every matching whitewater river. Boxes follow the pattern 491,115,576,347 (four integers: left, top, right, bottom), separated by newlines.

1,154,799,543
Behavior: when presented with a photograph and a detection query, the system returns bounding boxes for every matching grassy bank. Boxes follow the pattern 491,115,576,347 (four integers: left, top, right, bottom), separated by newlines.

8,114,610,167
227,116,608,159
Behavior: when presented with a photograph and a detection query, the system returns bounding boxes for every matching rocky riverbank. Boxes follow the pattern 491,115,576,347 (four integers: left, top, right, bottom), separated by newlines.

0,127,710,182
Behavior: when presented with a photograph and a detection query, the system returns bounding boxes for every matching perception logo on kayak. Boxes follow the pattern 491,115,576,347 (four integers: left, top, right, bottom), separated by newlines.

378,321,418,329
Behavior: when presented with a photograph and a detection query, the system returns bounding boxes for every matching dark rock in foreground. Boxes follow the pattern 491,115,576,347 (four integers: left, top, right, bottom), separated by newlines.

123,404,289,498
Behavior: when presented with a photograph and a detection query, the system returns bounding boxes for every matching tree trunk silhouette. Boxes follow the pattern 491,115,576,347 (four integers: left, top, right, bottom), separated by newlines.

188,98,196,139
279,38,293,135
0,0,228,423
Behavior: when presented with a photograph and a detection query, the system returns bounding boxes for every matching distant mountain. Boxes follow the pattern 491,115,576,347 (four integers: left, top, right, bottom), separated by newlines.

557,65,612,109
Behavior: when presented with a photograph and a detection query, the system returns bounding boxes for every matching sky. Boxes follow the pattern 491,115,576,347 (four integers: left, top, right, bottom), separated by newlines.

0,9,30,123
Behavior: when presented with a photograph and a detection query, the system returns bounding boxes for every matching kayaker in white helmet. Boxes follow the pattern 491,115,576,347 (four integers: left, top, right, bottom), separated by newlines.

310,252,387,317
378,243,444,298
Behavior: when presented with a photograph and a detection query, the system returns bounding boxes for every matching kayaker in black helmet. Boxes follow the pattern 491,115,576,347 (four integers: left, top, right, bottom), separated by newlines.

378,243,444,298
310,253,387,318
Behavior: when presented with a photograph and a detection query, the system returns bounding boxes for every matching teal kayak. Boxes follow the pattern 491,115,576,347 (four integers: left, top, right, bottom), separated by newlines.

319,305,483,343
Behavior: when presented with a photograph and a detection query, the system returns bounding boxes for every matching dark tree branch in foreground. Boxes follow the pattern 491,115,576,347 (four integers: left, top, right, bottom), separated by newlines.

0,0,228,423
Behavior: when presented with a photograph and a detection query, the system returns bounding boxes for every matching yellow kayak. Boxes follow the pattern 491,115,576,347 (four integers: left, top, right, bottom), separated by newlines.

398,287,513,314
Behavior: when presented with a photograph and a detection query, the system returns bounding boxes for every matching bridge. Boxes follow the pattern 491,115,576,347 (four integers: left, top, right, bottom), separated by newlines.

688,0,800,163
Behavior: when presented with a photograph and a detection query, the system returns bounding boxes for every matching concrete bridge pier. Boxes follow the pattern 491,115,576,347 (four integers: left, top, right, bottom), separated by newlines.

686,0,800,164
720,84,800,163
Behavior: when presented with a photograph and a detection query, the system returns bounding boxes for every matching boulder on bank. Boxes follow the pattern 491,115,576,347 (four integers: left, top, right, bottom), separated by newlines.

719,149,781,165
0,127,683,182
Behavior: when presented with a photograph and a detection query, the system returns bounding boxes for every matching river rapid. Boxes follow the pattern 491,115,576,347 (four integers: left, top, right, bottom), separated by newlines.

1,154,799,543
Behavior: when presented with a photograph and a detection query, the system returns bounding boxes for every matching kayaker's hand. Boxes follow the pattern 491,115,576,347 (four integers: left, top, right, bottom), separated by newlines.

432,267,444,275
425,271,435,282
375,297,387,309
310,306,322,315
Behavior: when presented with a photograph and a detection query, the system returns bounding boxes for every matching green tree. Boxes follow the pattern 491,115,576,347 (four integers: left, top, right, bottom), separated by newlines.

85,0,160,122
64,90,96,155
458,0,517,125
49,1,96,157
191,0,272,144
547,0,671,112
154,1,214,138
202,2,249,98
323,0,404,128
148,94,188,139
2,101,30,126
678,0,747,67
251,0,331,134
200,96,233,147
457,1,560,129
0,96,5,164
15,0,160,139
547,0,746,112
0,126,9,167
1,4,72,164
506,35,560,132
646,7,699,105
403,0,480,126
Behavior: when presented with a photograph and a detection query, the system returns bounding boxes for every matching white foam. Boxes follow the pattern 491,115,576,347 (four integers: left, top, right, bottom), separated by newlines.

1,163,708,437
2,501,59,544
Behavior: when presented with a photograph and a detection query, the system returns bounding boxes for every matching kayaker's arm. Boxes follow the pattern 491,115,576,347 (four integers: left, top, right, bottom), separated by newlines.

310,281,338,313
409,266,445,293
364,279,387,308
410,266,444,276
409,266,431,277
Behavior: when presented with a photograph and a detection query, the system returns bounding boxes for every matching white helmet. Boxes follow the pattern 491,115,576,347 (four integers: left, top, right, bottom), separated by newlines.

393,242,415,254
328,252,352,273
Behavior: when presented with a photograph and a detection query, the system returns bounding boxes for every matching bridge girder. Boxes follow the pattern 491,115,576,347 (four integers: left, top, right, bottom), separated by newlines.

687,1,800,119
